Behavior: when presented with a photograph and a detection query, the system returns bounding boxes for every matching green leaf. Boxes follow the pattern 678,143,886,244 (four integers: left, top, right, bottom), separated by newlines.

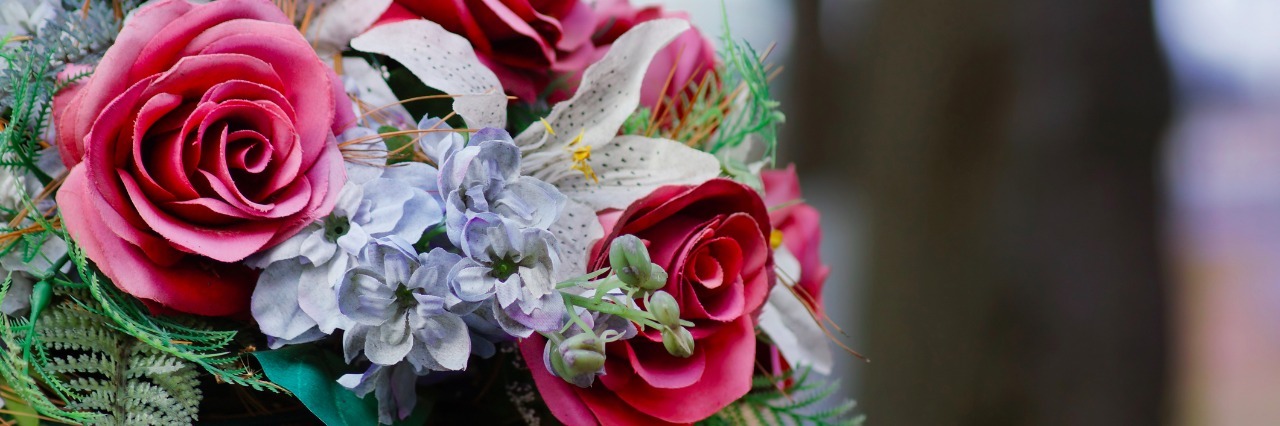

0,377,42,426
253,346,379,426
10,399,41,426
378,125,415,164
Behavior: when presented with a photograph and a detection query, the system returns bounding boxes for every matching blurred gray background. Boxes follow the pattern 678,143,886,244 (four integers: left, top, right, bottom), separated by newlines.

640,1,1280,424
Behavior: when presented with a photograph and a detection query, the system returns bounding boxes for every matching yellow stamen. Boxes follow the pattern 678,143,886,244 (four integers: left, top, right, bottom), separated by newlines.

567,128,584,146
770,230,784,249
540,117,556,135
564,129,597,183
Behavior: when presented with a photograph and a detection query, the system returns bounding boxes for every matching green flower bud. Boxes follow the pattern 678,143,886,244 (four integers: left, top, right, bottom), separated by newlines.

561,332,605,353
648,290,681,328
562,349,606,376
28,279,51,323
609,235,651,286
554,333,608,380
637,263,668,291
549,345,572,378
662,326,695,358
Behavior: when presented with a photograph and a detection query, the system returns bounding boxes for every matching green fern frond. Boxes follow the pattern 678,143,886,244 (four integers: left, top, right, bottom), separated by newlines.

34,291,202,424
0,286,206,425
699,366,865,426
0,317,100,425
65,243,285,394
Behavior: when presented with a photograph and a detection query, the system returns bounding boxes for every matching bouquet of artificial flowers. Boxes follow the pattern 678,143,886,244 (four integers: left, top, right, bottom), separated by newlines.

0,0,860,424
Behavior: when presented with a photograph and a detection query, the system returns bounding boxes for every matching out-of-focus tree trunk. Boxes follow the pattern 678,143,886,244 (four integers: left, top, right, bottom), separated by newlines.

794,0,1172,423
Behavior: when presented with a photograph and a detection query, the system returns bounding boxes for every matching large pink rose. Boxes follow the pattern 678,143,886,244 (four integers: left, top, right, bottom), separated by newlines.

762,165,830,312
521,179,775,425
375,0,597,103
591,0,717,112
54,0,350,316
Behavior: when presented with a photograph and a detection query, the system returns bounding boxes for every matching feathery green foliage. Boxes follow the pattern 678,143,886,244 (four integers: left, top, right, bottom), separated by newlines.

38,0,143,68
617,3,784,192
0,44,55,187
0,281,207,425
35,288,203,425
0,278,102,425
67,243,286,394
699,366,865,426
0,0,142,85
704,25,785,163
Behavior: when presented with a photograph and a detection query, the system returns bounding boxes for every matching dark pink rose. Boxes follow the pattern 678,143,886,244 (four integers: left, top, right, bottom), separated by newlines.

376,0,597,103
54,0,351,316
590,0,717,112
762,165,830,312
521,179,775,425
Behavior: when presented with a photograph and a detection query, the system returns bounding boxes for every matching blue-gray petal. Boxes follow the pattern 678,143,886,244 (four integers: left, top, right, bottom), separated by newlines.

495,177,566,230
337,267,397,324
296,257,352,334
417,314,471,371
252,260,320,341
448,260,497,303
365,312,414,365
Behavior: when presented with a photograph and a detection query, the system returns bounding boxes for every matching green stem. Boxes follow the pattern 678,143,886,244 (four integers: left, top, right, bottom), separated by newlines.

40,255,69,280
564,304,595,335
562,293,661,330
556,272,618,290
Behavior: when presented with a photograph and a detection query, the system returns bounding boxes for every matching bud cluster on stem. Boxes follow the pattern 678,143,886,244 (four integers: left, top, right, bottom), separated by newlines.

542,234,698,387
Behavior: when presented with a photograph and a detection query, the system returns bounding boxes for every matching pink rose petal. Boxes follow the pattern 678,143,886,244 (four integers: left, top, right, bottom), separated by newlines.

59,167,255,316
52,0,348,316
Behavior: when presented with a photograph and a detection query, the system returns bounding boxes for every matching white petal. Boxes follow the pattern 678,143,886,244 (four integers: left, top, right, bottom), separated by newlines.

451,264,497,302
420,315,471,371
554,136,721,211
516,19,691,171
495,276,520,308
297,258,353,334
381,162,440,195
341,57,413,128
351,20,507,129
757,246,834,375
308,0,393,57
386,192,441,243
244,225,317,269
548,199,603,282
266,327,328,349
300,227,339,265
343,325,369,363
358,179,416,236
